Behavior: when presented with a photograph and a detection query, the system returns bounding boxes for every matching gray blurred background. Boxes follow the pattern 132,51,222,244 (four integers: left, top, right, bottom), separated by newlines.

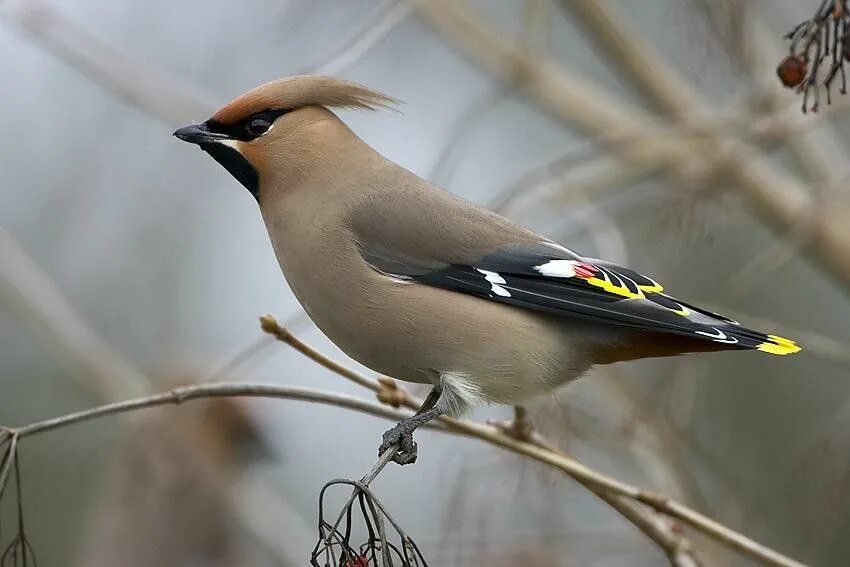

1,0,849,565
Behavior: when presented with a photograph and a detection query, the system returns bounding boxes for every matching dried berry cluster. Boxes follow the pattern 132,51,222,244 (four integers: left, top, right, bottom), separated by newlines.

311,479,428,567
778,0,849,112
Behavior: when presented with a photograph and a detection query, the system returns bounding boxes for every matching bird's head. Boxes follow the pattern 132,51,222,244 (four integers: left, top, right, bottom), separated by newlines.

173,75,396,201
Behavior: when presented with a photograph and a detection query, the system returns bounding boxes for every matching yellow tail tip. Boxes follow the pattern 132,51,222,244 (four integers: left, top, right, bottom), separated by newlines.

757,335,801,355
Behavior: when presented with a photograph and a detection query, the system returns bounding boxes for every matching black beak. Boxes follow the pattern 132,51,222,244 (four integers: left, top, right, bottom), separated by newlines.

173,120,260,201
173,122,231,145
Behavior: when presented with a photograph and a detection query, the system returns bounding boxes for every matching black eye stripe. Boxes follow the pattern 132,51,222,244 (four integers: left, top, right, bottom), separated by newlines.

206,109,289,141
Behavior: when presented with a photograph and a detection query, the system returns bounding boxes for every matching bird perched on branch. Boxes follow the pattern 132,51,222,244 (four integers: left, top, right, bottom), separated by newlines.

175,76,800,465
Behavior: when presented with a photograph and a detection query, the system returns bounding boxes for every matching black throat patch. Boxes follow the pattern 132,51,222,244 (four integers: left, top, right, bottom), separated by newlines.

199,143,259,202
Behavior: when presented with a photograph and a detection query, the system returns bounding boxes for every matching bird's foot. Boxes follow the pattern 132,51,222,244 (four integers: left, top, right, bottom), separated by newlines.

488,406,534,442
378,423,418,465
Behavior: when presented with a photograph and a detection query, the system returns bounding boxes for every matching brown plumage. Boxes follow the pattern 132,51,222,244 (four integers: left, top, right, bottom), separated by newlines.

175,76,800,464
211,75,397,125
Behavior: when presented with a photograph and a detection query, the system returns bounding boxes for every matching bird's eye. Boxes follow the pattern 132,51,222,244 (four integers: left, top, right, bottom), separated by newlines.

246,117,272,137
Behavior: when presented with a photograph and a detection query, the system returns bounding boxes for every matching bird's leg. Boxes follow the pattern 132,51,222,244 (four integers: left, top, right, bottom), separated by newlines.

379,385,444,465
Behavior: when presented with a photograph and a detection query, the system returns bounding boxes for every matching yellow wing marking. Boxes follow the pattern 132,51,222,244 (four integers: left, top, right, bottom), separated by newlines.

584,275,645,299
757,335,802,355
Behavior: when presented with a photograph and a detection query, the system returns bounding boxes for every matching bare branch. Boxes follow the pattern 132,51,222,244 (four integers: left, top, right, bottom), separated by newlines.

9,383,421,439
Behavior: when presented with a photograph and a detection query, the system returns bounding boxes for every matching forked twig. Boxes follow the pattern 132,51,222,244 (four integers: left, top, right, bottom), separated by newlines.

311,448,428,567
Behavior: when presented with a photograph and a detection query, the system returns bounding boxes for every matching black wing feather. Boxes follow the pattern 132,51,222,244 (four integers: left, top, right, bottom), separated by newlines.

365,243,800,355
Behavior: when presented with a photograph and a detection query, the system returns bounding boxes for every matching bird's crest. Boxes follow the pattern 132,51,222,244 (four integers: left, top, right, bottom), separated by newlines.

211,75,399,125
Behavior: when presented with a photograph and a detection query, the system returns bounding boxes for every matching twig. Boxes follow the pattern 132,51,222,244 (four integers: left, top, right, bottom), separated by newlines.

260,315,381,394
9,384,424,440
318,447,396,548
747,4,850,190
313,448,429,567
2,308,807,567
0,434,19,501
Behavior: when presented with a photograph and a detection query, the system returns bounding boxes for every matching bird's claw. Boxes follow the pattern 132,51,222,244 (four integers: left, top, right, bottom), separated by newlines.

379,426,418,465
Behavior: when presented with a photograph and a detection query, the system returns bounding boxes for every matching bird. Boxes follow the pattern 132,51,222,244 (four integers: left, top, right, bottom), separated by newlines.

174,76,800,465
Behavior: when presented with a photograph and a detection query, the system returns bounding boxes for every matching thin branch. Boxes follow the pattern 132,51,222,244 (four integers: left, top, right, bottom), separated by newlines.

260,315,382,395
9,384,421,440
0,434,19,501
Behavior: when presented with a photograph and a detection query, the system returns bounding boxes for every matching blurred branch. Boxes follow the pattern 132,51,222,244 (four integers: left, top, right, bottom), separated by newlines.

415,0,850,293
229,473,316,560
698,2,850,285
555,0,698,117
558,0,850,292
2,0,216,124
0,227,150,399
725,198,825,297
428,85,512,187
701,304,850,367
305,0,412,76
428,0,551,188
6,0,850,292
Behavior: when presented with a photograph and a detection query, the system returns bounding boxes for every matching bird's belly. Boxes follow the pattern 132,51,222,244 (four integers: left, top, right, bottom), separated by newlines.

290,270,593,402
266,216,592,400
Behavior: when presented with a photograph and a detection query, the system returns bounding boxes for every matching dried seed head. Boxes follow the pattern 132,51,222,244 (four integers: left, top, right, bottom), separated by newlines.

777,55,808,88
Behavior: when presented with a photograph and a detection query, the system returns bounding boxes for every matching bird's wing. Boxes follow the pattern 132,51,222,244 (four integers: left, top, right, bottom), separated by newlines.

360,239,800,356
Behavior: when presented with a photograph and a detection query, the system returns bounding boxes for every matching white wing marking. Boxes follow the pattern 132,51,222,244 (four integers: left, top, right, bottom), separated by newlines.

695,327,739,344
476,269,512,297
